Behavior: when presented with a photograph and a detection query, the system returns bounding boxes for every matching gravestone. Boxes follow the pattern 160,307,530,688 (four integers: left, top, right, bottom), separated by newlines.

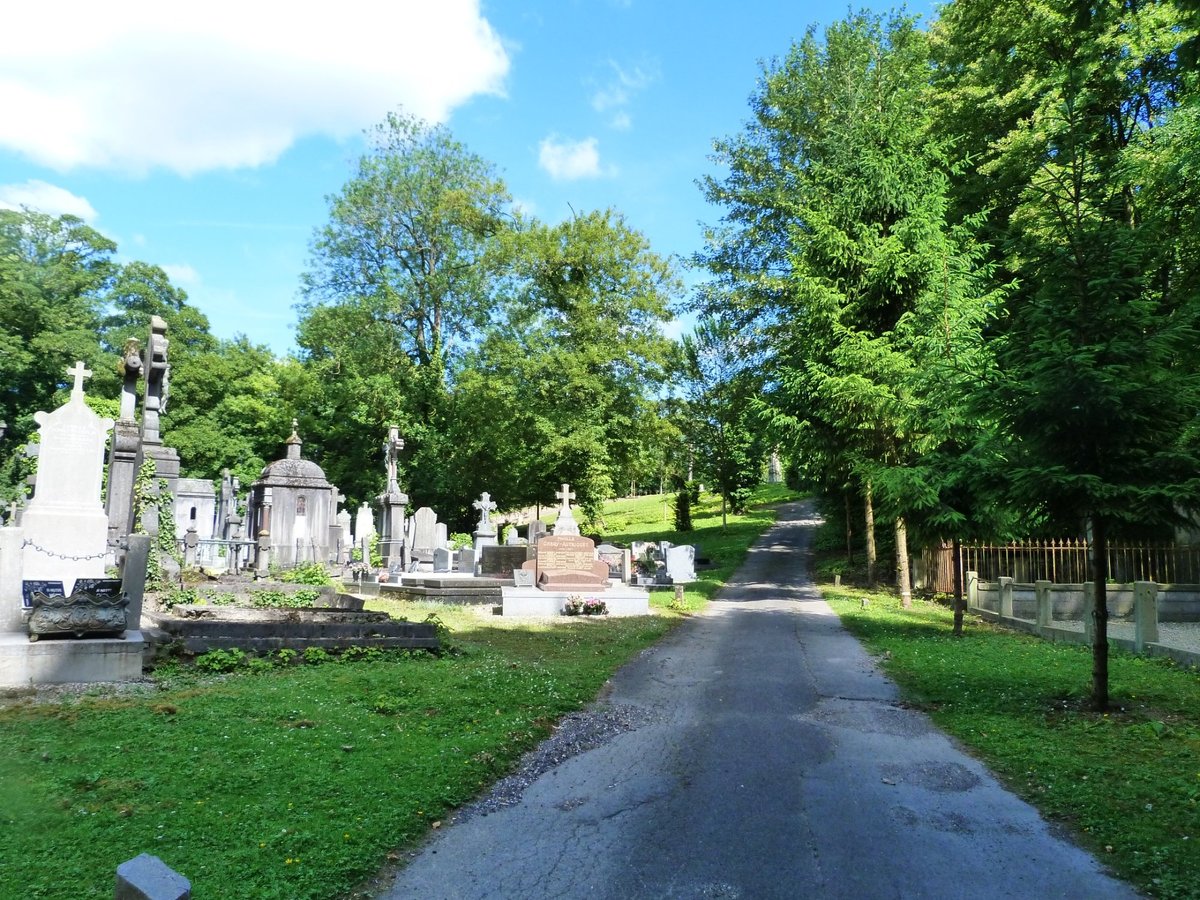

20,362,113,592
521,535,609,591
666,545,696,583
479,545,529,579
528,521,547,544
596,543,631,583
433,546,452,573
115,853,191,900
354,503,375,561
407,507,439,570
550,483,580,536
337,509,352,562
457,547,475,574
504,525,522,546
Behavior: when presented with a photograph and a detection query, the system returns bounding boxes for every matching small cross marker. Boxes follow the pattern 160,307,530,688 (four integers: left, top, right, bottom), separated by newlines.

555,483,575,509
67,361,92,396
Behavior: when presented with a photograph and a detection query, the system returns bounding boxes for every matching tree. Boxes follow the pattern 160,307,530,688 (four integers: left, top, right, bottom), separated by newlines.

697,12,997,602
933,0,1200,707
0,210,117,501
444,209,679,526
297,111,516,510
678,315,765,524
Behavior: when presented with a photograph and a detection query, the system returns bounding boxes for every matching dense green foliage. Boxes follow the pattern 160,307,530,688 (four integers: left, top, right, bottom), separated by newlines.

697,1,1200,704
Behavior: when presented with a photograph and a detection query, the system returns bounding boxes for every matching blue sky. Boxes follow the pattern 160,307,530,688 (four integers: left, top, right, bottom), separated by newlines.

0,0,922,356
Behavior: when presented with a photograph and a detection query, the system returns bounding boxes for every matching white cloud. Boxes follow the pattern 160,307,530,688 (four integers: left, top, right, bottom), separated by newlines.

538,136,610,181
590,60,656,129
0,180,98,221
0,1,510,175
161,263,201,287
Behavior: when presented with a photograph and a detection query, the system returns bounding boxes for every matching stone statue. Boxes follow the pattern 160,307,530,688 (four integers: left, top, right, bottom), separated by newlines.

383,426,404,495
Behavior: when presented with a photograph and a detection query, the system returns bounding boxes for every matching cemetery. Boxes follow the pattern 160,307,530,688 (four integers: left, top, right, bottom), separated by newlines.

0,321,709,690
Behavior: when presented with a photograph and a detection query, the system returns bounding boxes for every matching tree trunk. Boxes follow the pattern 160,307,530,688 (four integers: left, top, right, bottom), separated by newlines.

844,490,855,564
895,517,912,608
952,538,964,636
1091,515,1110,711
864,481,877,587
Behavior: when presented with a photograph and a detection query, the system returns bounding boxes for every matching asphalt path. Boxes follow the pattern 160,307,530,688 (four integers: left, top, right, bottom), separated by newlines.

381,501,1139,899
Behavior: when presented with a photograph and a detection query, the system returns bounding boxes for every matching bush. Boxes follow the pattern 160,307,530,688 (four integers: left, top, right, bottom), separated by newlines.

673,488,693,532
194,648,247,673
282,563,333,586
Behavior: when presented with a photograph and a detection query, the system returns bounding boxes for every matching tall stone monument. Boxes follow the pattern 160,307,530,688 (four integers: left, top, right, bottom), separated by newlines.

138,316,180,535
377,426,408,567
105,338,143,550
472,491,499,565
20,362,114,591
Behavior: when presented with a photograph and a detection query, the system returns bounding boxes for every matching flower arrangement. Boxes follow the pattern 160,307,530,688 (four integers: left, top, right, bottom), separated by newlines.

563,595,608,616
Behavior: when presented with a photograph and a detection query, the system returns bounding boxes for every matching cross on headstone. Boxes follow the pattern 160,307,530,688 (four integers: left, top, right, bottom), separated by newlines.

473,491,498,526
67,361,92,396
555,483,575,510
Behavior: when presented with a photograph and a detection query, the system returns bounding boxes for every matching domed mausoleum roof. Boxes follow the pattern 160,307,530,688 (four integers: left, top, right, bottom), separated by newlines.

256,420,331,488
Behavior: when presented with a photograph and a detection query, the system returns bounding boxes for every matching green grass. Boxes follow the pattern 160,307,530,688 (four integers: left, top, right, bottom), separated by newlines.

824,586,1200,900
0,484,799,899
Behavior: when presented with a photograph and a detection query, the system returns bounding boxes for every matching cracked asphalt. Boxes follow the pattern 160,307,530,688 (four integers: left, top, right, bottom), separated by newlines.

380,501,1139,899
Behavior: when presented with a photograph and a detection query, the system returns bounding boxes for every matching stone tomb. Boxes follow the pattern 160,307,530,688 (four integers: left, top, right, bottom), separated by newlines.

521,534,610,591
596,543,632,583
479,545,529,579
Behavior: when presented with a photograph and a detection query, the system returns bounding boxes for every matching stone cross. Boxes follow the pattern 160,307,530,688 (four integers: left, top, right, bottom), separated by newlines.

473,492,498,527
556,483,575,511
67,361,92,396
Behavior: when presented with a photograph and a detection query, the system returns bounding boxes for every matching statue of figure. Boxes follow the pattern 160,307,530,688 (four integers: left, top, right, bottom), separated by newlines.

117,338,142,421
383,426,404,494
141,316,170,444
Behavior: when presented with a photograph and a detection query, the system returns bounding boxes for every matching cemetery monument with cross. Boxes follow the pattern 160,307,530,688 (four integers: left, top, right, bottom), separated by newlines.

0,361,147,685
499,482,651,617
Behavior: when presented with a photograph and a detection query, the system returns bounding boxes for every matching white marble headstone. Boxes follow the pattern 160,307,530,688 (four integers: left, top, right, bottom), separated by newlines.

21,363,114,592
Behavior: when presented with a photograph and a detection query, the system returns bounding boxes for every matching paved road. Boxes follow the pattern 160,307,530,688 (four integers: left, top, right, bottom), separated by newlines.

382,501,1138,899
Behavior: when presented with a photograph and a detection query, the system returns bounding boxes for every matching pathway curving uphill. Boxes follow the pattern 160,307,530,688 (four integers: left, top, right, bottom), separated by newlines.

381,500,1138,899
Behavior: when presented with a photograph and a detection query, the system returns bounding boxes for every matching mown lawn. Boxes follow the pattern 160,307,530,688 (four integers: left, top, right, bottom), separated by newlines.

0,485,799,899
824,585,1200,900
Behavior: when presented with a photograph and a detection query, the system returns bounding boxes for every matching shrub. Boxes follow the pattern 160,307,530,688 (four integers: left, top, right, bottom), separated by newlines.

673,488,693,532
283,562,333,586
194,648,247,673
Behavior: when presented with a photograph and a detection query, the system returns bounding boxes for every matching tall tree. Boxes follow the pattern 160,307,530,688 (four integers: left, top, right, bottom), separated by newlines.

698,12,997,601
444,209,679,526
679,315,766,524
933,0,1200,708
297,111,516,508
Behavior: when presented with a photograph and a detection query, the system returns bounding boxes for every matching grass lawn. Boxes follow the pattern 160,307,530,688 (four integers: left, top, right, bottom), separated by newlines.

823,585,1200,900
0,485,799,899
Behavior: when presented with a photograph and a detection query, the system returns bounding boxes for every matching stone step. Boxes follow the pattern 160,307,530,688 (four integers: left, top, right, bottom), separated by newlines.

176,634,438,653
152,620,429,640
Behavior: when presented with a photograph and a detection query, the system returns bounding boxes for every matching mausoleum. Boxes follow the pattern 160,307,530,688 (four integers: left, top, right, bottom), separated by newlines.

247,422,339,568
